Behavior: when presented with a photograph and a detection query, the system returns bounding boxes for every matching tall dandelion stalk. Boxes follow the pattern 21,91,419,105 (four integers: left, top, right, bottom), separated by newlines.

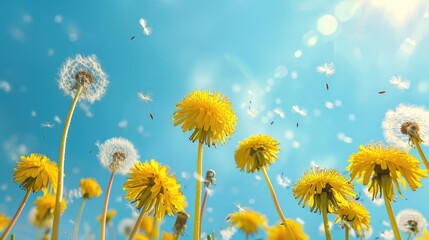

98,137,138,240
73,178,102,240
123,160,186,240
52,54,108,240
199,170,216,234
347,143,428,240
172,90,237,239
235,134,295,238
383,104,429,169
293,168,356,240
1,154,58,240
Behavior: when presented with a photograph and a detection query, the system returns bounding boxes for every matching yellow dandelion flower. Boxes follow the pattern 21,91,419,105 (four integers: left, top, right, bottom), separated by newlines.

235,135,280,173
139,215,155,236
0,213,10,232
13,153,58,193
347,143,427,200
124,160,186,221
267,219,309,240
34,194,67,221
172,90,237,147
227,209,268,236
80,178,102,199
334,200,371,235
293,168,355,213
135,233,150,240
161,232,174,240
97,209,116,223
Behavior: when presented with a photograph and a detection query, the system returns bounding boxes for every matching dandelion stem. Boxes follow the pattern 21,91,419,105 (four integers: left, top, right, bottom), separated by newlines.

345,226,350,240
192,143,204,240
52,85,83,240
101,171,115,240
407,233,411,240
0,189,31,240
321,192,332,240
73,198,86,240
246,233,249,240
199,185,209,234
129,210,145,240
413,138,429,169
108,222,116,240
35,227,45,240
261,167,295,240
383,194,401,240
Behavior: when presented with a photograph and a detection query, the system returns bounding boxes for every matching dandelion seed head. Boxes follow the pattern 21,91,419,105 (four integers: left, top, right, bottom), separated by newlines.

397,209,427,235
97,137,139,174
382,104,429,150
58,54,109,104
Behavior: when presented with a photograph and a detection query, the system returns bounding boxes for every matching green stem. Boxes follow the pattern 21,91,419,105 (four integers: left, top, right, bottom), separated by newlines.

51,85,83,240
321,192,332,240
345,226,350,240
246,233,249,240
192,143,204,240
108,222,116,240
128,210,145,240
0,189,31,240
261,167,295,240
407,233,412,240
100,171,116,240
413,138,429,169
35,227,45,240
383,194,402,240
199,186,209,235
73,198,87,240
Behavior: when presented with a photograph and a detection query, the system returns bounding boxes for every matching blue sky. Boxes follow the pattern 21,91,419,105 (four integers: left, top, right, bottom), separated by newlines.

1,0,429,239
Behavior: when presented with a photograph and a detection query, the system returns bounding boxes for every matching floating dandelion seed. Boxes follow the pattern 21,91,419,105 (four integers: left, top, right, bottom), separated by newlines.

276,174,291,188
273,108,285,118
137,91,154,120
0,81,11,92
380,230,394,240
41,122,55,128
79,102,93,118
53,116,61,124
316,63,335,77
292,105,307,117
139,18,152,36
389,76,410,90
118,120,127,129
220,227,237,240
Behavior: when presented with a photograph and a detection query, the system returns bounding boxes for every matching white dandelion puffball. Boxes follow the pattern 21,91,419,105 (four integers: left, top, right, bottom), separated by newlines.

382,104,429,150
396,209,427,235
118,218,135,236
58,54,109,103
97,137,139,174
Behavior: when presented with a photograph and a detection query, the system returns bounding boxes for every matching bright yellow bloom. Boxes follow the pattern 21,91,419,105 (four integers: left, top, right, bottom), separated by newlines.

161,232,174,240
293,168,355,213
267,219,309,240
334,200,370,234
13,153,58,193
0,213,10,232
172,90,237,147
124,160,186,221
228,209,267,236
134,233,150,240
97,209,116,223
139,215,157,237
347,143,427,200
34,194,67,222
416,229,429,240
80,178,102,199
235,135,280,173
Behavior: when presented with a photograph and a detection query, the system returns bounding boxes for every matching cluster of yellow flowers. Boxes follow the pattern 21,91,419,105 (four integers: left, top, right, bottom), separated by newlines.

3,55,429,240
